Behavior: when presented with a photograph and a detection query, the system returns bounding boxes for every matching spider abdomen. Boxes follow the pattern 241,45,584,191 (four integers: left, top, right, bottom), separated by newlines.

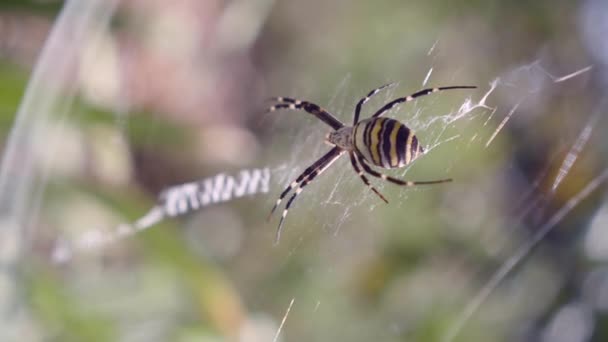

353,117,424,168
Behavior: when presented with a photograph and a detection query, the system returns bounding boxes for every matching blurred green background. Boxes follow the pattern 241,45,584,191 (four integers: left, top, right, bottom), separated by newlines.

0,0,607,341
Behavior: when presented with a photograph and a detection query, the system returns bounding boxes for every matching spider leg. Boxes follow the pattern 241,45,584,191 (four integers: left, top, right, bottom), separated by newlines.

274,148,344,244
353,83,397,125
357,155,452,186
371,85,477,119
349,152,388,203
267,147,342,221
267,97,344,130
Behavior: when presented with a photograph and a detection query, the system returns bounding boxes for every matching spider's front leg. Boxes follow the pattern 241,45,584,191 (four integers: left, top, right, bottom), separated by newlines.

268,147,344,243
353,83,397,124
267,97,345,130
372,85,477,119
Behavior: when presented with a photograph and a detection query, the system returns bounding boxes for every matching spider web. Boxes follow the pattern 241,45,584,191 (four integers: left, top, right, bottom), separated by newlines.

265,54,600,341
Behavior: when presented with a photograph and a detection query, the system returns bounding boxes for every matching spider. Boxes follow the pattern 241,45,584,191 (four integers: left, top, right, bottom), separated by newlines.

267,83,476,243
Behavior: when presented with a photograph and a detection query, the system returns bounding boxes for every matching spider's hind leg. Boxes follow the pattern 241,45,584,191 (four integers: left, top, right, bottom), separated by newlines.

349,152,389,203
358,156,452,186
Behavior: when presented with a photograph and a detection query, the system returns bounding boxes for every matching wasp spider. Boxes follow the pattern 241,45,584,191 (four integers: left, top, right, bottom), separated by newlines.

267,83,476,242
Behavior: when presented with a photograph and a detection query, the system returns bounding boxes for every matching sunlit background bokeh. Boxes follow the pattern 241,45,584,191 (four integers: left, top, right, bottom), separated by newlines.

0,1,607,341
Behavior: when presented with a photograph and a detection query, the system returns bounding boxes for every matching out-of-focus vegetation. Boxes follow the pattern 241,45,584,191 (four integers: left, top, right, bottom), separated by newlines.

0,0,606,341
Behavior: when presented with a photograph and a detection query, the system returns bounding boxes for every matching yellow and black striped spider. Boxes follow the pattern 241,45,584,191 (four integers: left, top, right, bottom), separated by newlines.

267,83,476,242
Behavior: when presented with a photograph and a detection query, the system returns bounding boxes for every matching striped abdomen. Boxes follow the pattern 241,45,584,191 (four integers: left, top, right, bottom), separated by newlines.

352,117,424,168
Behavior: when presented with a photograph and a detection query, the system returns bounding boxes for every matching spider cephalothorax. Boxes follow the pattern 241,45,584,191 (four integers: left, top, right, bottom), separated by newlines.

267,83,476,242
326,126,354,150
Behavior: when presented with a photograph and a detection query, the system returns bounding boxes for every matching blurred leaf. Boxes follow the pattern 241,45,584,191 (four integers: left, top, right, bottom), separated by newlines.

27,268,116,342
0,62,28,132
0,0,63,16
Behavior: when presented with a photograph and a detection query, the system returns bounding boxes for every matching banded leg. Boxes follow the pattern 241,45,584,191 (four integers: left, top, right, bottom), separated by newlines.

371,86,477,119
268,147,344,244
268,97,344,130
268,147,342,221
353,83,397,125
356,154,452,186
349,152,388,203
274,149,344,243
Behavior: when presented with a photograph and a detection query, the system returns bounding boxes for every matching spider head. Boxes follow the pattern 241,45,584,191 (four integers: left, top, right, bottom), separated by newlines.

324,134,335,146
326,127,354,150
